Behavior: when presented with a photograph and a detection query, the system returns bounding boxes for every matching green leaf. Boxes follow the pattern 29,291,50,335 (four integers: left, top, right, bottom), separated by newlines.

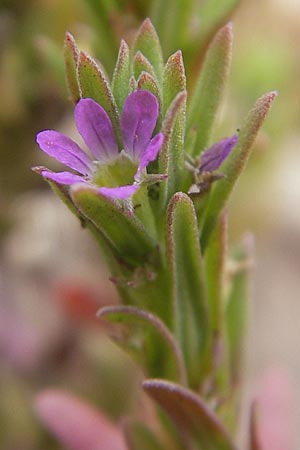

205,210,227,333
98,305,187,383
64,32,80,104
187,23,233,156
136,72,162,129
166,192,208,386
226,234,253,383
123,420,171,450
133,19,164,84
150,0,194,57
77,51,121,145
111,39,131,111
143,379,237,450
198,0,240,40
71,184,157,267
201,91,277,250
163,50,186,115
133,51,156,82
158,91,187,209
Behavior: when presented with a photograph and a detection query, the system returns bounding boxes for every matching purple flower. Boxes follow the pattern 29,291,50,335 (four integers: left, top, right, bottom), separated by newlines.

199,135,238,172
36,90,164,199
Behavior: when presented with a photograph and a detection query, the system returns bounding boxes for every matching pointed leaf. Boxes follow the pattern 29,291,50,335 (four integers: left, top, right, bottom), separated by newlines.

150,0,194,57
163,50,186,115
77,51,120,146
201,91,277,250
133,19,164,84
123,420,169,450
166,192,208,386
205,210,227,333
71,184,157,267
158,91,187,208
98,305,187,383
133,51,156,82
143,379,237,450
112,40,131,111
187,23,233,156
64,32,80,104
226,234,254,382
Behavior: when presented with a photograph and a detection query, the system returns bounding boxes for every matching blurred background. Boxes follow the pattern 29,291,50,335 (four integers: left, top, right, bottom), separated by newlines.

1,0,300,448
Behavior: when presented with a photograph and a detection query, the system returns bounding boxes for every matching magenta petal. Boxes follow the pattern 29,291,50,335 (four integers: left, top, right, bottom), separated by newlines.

98,184,138,199
36,130,92,174
135,132,164,181
41,170,86,185
34,389,126,450
121,90,159,160
200,135,238,172
75,98,118,161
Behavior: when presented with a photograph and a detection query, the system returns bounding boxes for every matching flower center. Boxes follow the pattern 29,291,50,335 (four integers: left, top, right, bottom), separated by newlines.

91,151,137,188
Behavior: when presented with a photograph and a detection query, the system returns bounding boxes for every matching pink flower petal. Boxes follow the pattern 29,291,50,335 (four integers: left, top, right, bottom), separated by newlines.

75,98,118,161
120,90,159,160
135,132,164,181
98,184,139,199
200,135,238,172
41,170,86,185
36,130,92,174
34,389,127,450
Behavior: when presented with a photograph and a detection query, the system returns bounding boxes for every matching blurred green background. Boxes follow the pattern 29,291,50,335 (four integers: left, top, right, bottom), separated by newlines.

1,0,300,448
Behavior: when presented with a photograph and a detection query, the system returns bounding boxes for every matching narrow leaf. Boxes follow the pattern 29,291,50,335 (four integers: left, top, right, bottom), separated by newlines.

71,184,156,267
163,50,186,115
201,91,277,250
158,91,187,208
143,379,237,450
205,210,227,332
133,19,164,84
112,39,131,111
187,23,233,156
98,305,187,383
226,234,254,382
133,51,156,82
64,32,80,104
77,51,120,146
123,420,169,450
166,192,208,386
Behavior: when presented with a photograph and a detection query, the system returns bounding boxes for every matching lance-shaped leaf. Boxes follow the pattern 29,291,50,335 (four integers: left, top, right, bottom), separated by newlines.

64,32,80,104
133,19,164,84
133,51,157,82
123,420,170,450
187,23,233,156
226,234,254,383
201,91,277,250
205,210,227,333
143,379,237,450
204,211,230,394
71,184,157,267
158,91,187,208
136,72,162,131
112,40,131,111
150,0,194,57
98,305,187,383
163,50,186,115
198,0,240,44
77,51,121,146
166,192,208,386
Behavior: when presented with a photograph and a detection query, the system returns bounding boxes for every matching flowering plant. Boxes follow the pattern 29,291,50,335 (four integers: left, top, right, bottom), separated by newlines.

33,16,276,450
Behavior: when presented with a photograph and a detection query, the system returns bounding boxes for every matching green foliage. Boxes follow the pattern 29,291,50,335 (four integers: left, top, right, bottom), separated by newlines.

39,16,276,450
